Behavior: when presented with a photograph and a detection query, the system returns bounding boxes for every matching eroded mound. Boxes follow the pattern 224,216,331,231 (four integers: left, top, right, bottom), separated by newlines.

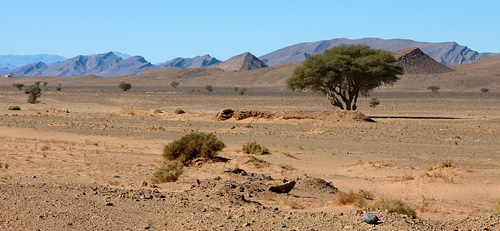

216,109,374,123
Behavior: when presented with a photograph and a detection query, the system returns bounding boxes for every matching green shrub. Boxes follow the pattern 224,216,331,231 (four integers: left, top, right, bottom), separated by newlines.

119,82,132,91
368,198,417,218
205,85,213,92
481,88,489,93
238,88,247,96
163,132,226,164
8,105,21,110
12,83,24,90
151,160,184,183
170,81,180,88
369,98,380,108
427,86,440,93
173,108,185,114
24,83,42,104
242,141,270,155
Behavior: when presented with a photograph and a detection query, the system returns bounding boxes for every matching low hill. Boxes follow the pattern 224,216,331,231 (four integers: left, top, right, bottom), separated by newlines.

394,48,454,74
158,55,221,68
217,52,268,71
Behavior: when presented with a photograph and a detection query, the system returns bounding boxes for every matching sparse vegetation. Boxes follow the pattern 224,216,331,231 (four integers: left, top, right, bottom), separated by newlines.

163,132,226,164
151,160,184,183
491,200,500,215
287,45,403,110
369,97,380,108
205,85,213,92
359,189,374,200
481,88,489,93
56,83,62,92
333,190,366,207
42,82,48,87
173,108,185,114
367,198,417,218
24,83,42,104
13,83,24,90
153,109,162,114
238,88,247,96
242,141,270,155
8,105,21,110
170,81,180,88
427,86,440,93
118,82,132,91
233,87,239,92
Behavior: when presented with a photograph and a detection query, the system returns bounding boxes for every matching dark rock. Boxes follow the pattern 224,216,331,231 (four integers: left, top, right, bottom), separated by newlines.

105,202,113,206
224,168,247,175
269,181,296,194
216,109,234,120
361,213,379,224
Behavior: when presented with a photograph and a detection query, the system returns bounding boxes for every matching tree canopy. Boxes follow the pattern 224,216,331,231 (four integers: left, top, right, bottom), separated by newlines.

287,45,403,110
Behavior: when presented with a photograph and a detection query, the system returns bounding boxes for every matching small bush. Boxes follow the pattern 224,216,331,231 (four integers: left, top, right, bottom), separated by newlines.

233,87,239,92
369,98,380,108
359,189,374,200
151,160,184,183
170,81,180,88
368,198,417,218
24,83,42,104
491,200,500,215
56,83,62,92
238,88,247,96
42,82,48,87
427,86,440,93
205,85,213,92
163,132,226,164
8,105,21,110
119,82,132,91
173,108,185,114
481,88,489,93
333,190,366,207
13,83,24,90
242,141,270,155
153,109,162,114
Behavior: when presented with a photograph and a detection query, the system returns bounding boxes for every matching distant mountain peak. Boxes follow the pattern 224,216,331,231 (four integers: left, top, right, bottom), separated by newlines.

217,52,267,72
158,54,221,68
258,38,494,66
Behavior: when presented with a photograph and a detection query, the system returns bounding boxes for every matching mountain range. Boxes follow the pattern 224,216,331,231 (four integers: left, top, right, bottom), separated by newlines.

1,38,497,78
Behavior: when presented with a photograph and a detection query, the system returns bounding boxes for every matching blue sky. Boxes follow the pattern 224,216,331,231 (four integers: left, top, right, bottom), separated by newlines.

2,0,499,63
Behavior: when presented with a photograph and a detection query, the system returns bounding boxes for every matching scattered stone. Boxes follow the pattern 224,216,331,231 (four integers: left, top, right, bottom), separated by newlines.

154,193,165,198
224,168,247,175
269,181,296,194
280,223,287,228
214,176,221,180
105,202,114,206
140,181,148,187
361,213,379,224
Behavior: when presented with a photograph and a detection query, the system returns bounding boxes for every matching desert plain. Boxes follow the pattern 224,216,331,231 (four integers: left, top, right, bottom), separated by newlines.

0,66,499,230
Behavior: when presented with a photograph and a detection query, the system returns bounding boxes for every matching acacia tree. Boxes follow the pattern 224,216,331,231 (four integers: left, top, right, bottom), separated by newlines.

287,45,403,110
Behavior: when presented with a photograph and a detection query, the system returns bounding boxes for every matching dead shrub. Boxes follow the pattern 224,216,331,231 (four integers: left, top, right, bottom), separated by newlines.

242,141,270,155
367,198,417,218
333,190,366,207
163,132,225,164
151,160,184,183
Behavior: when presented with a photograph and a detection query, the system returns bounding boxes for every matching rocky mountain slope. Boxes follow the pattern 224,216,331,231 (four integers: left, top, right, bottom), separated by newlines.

217,52,268,71
394,48,454,74
3,52,152,77
259,38,496,66
158,54,221,68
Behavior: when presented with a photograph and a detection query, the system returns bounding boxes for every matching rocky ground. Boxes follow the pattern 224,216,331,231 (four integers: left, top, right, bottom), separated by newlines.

1,89,500,230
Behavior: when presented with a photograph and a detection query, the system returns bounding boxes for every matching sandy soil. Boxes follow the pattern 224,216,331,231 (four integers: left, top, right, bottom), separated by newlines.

1,89,500,230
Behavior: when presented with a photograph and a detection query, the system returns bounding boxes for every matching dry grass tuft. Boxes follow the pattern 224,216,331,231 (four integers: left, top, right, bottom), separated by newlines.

332,190,366,207
367,198,417,218
242,141,270,155
491,200,500,216
420,160,458,183
151,160,184,183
